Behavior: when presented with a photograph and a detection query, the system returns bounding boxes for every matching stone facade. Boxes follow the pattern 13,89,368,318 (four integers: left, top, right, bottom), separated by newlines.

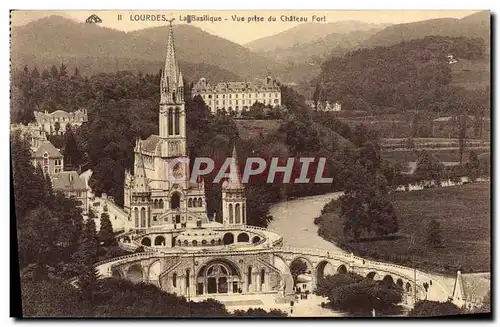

31,140,64,175
11,123,47,151
191,77,281,114
34,108,88,136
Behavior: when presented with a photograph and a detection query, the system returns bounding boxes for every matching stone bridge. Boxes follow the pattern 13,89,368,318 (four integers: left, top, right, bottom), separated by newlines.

86,243,450,306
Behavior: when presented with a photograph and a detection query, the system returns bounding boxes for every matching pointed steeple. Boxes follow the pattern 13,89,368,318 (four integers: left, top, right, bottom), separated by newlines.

224,144,244,190
160,19,182,104
133,144,150,194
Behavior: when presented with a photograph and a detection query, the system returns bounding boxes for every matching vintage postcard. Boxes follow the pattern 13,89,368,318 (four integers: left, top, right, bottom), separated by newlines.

10,9,491,318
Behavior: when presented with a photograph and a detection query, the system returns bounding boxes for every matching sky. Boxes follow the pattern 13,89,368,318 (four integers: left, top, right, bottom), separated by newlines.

10,10,480,45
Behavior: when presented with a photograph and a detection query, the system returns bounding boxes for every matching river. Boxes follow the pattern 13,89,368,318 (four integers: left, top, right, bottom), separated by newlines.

268,192,345,252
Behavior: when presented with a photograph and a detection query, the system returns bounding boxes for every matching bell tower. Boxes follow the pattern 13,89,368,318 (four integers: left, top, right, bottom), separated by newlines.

222,145,247,226
159,18,186,158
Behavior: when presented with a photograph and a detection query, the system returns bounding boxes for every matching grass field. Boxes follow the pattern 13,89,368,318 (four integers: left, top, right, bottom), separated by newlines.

316,183,491,275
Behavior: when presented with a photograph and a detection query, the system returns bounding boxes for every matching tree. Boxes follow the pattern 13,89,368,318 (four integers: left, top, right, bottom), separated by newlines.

31,67,40,78
11,132,46,220
316,272,402,314
72,218,99,281
427,219,443,248
339,142,398,239
289,259,308,286
98,212,117,247
63,127,83,169
59,63,68,77
17,206,59,278
466,150,480,182
54,121,61,135
50,65,58,79
414,150,444,187
409,300,462,317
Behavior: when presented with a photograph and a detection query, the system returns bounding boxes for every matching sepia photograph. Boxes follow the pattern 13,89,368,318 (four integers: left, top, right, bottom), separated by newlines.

9,9,491,318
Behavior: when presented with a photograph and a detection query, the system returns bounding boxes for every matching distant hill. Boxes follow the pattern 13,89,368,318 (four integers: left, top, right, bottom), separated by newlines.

315,35,489,116
10,15,273,81
363,11,490,48
264,29,382,64
245,20,391,52
128,24,277,78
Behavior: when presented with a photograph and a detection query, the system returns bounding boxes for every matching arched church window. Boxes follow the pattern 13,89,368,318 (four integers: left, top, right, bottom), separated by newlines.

171,193,180,210
173,273,177,287
159,199,164,209
188,199,192,207
134,208,139,227
140,207,146,227
192,198,197,208
235,204,241,224
174,107,180,135
229,204,233,224
168,108,173,136
242,204,246,224
198,198,202,207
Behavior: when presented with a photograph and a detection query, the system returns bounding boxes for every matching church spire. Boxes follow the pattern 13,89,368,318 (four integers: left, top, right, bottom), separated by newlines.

224,144,244,190
133,143,150,194
161,19,183,104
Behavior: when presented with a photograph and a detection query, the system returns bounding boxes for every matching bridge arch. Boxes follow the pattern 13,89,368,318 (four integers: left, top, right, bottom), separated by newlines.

366,271,378,280
237,232,249,243
126,264,143,284
382,274,395,286
290,256,314,274
251,236,261,244
316,260,335,281
396,278,404,289
154,235,166,246
141,237,151,246
222,233,234,245
337,264,347,274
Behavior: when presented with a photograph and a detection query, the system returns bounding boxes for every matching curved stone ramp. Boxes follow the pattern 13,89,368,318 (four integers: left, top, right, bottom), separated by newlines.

81,242,450,304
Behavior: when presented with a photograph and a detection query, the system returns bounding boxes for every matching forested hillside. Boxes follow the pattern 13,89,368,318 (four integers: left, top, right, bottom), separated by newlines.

313,36,489,117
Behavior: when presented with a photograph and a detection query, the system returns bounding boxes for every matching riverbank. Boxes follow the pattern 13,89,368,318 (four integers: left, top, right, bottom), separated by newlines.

314,183,490,276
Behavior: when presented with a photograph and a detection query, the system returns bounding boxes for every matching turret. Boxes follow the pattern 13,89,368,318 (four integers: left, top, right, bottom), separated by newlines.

130,144,152,229
222,145,247,225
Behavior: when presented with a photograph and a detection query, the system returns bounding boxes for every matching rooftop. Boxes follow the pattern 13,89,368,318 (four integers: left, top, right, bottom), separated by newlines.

51,171,87,191
32,140,63,158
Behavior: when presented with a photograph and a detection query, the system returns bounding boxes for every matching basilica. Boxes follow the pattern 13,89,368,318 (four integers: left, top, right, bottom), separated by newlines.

122,21,246,231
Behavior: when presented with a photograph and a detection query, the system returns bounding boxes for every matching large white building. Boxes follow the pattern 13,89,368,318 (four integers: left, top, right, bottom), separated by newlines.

191,76,282,114
34,108,88,135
